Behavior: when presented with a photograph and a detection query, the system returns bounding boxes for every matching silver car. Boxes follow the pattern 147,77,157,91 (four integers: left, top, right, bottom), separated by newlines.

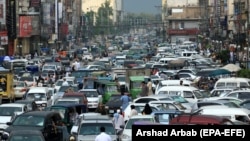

72,115,117,141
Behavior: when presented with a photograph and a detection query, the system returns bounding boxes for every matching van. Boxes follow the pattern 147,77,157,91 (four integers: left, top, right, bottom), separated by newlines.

214,77,250,88
155,80,193,94
198,106,250,124
25,87,52,109
158,57,178,65
156,86,205,103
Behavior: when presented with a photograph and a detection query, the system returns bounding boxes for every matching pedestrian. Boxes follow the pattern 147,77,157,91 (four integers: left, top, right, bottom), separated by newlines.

141,103,152,115
139,81,148,97
62,78,69,86
112,109,125,133
95,126,112,141
147,78,153,95
129,105,138,118
120,92,131,112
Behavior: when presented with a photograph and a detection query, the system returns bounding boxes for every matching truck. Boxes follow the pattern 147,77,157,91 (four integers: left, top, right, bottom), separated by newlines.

0,68,13,103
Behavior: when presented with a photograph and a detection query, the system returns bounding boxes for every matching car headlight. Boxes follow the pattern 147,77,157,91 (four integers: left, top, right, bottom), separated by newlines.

121,134,130,139
42,103,47,107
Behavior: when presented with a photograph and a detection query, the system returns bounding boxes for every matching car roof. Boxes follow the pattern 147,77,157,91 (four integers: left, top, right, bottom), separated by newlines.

0,103,26,107
169,114,233,125
15,100,35,103
20,111,59,117
83,115,110,120
10,130,44,135
151,109,183,114
129,115,154,119
197,100,231,104
79,89,97,92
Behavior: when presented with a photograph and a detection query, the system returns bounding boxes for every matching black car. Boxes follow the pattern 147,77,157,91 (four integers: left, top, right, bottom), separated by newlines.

5,130,45,141
15,99,38,111
3,111,64,141
105,94,122,116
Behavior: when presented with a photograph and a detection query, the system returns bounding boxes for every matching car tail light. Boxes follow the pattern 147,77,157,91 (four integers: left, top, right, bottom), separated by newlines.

20,88,27,92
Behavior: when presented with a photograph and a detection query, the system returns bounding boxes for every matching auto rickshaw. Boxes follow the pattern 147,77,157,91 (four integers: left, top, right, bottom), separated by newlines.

129,76,145,99
46,103,87,133
94,80,118,104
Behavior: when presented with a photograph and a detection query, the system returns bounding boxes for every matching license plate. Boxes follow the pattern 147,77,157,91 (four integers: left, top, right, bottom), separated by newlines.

109,110,114,113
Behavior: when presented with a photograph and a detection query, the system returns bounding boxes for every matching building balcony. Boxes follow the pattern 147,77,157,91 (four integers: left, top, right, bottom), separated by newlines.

167,28,200,35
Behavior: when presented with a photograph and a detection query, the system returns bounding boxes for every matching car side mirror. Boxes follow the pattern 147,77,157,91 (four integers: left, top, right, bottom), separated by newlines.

6,122,12,126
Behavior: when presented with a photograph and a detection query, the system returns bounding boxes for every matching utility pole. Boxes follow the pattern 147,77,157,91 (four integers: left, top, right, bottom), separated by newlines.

247,0,250,69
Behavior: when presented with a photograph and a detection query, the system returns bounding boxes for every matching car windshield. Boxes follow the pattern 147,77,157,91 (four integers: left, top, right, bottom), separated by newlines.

79,123,116,135
55,80,74,86
12,115,44,126
79,91,98,97
117,76,126,82
9,135,44,141
43,65,55,70
14,82,25,87
125,118,153,129
0,107,22,116
193,90,206,99
154,113,179,124
55,100,79,105
106,86,117,92
19,77,34,81
26,93,46,101
169,95,189,103
58,86,78,92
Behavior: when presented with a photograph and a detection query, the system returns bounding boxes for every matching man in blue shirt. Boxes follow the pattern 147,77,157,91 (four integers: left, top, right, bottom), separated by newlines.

120,93,131,112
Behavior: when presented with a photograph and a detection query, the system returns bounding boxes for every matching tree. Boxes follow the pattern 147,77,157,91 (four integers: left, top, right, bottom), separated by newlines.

94,0,113,35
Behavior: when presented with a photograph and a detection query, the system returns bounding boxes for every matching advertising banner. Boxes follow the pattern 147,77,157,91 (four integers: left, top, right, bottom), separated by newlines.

19,16,32,37
0,0,5,24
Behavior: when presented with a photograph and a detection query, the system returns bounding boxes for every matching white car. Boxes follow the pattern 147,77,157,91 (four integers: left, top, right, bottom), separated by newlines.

0,103,27,135
148,100,192,113
82,53,93,61
120,115,155,141
78,89,102,109
123,103,160,122
13,81,28,99
54,79,75,92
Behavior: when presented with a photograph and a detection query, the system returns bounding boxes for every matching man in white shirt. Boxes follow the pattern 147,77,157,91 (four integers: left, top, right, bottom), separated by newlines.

112,110,125,132
95,126,112,141
129,105,138,118
62,78,69,86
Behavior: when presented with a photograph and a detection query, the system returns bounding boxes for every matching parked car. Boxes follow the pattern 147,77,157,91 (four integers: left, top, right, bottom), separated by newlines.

2,111,64,141
120,115,155,141
72,115,117,141
105,94,122,116
14,99,38,111
78,89,102,110
13,81,28,99
0,103,28,136
4,130,46,141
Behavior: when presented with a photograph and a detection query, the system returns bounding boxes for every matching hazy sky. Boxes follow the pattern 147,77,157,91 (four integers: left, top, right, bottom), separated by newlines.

123,0,162,14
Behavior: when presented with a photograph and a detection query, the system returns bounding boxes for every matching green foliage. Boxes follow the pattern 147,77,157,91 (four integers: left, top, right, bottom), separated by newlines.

94,0,113,35
237,69,250,78
217,50,229,64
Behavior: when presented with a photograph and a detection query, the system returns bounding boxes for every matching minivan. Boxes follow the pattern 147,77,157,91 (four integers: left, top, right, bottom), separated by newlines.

214,77,250,88
156,86,205,103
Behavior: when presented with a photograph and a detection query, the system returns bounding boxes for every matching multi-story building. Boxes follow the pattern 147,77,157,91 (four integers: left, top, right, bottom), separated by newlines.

162,0,200,43
2,0,82,56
